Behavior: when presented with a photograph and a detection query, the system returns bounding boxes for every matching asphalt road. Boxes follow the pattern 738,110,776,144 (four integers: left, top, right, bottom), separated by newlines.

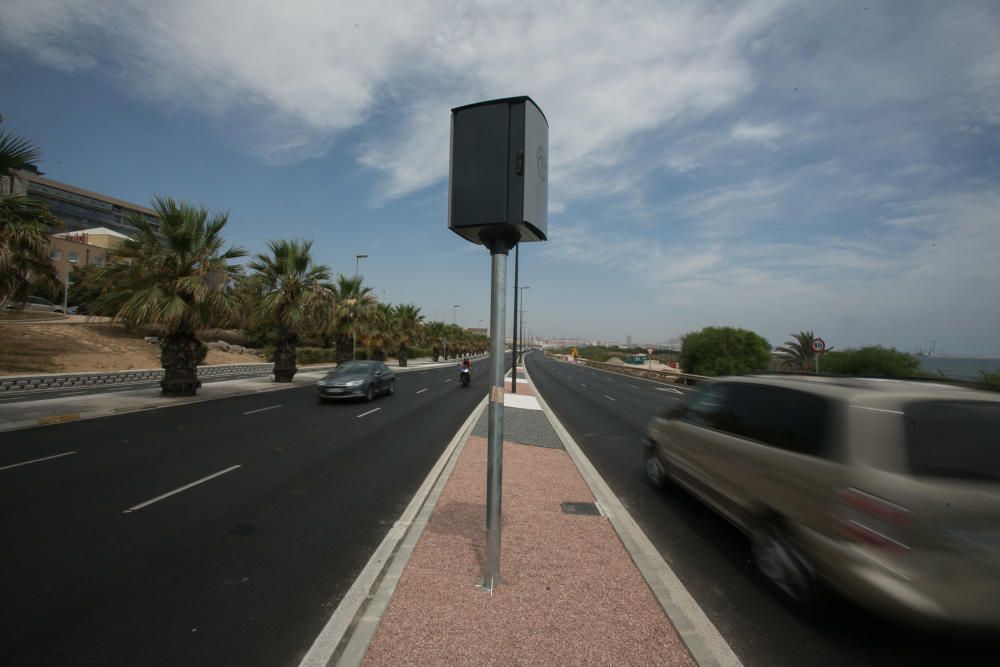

0,355,507,667
525,351,998,667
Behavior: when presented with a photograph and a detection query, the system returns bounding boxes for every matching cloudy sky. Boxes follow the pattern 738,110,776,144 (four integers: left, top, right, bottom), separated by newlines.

2,0,998,353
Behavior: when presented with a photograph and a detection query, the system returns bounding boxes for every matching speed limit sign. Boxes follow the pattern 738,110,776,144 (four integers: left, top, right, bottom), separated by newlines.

811,338,826,353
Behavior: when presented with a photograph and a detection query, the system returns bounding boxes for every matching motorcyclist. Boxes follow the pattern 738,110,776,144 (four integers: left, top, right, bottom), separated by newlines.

459,358,472,383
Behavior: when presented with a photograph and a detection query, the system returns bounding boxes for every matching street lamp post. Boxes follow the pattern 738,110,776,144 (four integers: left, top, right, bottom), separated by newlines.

354,254,368,360
453,304,460,324
511,285,529,392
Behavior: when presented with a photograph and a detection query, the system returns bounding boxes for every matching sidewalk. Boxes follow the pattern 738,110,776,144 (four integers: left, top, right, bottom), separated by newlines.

317,362,733,667
0,356,466,432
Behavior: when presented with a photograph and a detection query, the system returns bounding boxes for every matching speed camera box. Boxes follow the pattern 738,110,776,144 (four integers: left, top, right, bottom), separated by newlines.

448,96,548,246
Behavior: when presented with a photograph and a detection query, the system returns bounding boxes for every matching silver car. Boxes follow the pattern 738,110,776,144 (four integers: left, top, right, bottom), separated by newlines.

317,360,395,402
5,296,76,314
643,375,1000,628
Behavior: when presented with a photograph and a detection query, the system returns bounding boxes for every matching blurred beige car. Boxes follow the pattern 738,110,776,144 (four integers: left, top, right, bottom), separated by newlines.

643,375,1000,628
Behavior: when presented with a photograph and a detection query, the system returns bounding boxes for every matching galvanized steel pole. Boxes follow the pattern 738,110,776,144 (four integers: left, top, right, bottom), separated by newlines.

480,243,509,592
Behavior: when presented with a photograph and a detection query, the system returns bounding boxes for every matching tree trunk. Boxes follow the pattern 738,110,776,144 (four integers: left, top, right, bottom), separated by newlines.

398,345,408,368
371,348,386,362
335,334,352,364
431,344,440,362
160,332,202,396
273,333,298,382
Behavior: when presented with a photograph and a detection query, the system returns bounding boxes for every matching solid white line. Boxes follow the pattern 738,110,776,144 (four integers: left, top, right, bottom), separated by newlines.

850,405,903,415
356,407,381,418
416,388,428,394
298,396,489,667
604,394,617,401
123,465,241,513
0,450,77,471
243,404,282,415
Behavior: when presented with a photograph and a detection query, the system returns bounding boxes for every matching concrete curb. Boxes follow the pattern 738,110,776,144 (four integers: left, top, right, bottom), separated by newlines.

524,354,743,667
297,395,490,667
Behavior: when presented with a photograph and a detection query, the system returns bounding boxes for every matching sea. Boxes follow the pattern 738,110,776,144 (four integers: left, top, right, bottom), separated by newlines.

914,356,1000,381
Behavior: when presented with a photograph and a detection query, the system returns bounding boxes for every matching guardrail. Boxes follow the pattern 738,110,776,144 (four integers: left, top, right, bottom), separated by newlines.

0,362,278,393
545,353,709,386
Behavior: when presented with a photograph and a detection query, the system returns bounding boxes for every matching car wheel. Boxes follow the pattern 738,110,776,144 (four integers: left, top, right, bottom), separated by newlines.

365,385,375,402
644,450,668,489
387,380,395,396
751,520,815,605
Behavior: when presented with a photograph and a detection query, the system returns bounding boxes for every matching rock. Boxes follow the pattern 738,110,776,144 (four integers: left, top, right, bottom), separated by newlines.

143,337,159,344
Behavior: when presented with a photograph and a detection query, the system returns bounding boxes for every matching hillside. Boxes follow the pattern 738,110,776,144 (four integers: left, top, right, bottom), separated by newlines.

0,323,261,375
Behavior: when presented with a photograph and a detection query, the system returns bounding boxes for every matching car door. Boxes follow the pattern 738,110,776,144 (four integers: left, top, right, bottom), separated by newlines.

375,363,389,392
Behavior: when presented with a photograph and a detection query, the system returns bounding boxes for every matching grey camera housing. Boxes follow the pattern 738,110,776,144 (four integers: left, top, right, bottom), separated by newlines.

448,96,548,248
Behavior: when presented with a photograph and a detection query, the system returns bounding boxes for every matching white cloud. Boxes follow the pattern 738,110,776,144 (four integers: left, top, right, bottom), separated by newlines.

0,0,789,191
730,121,785,144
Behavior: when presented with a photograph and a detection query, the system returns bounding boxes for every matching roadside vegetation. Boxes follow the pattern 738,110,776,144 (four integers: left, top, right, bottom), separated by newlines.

681,326,771,376
0,127,489,393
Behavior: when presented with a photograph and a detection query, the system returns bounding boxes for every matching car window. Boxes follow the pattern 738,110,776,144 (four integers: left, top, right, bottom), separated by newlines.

718,384,830,457
377,362,389,373
903,401,1000,481
683,384,732,429
335,361,372,374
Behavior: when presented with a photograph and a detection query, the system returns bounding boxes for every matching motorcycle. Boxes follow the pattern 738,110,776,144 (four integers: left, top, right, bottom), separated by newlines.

459,366,471,387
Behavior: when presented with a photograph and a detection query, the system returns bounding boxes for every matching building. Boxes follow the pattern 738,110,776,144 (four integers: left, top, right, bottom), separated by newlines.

10,165,160,238
48,227,133,286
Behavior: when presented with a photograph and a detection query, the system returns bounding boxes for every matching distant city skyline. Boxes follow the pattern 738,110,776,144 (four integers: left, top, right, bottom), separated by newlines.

2,1,998,354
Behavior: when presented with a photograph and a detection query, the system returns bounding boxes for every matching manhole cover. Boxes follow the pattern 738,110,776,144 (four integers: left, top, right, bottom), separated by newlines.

560,502,600,516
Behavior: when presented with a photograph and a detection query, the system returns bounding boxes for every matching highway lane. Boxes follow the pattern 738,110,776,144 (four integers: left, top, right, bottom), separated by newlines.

525,351,997,667
0,355,507,667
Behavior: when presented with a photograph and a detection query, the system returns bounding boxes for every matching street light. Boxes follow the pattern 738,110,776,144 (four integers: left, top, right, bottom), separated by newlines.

518,286,530,363
453,304,460,324
353,254,368,360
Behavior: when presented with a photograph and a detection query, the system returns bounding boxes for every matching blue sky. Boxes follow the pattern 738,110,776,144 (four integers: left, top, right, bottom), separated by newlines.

2,1,999,353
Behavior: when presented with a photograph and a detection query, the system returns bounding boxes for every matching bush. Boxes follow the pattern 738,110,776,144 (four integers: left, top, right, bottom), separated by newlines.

820,346,920,377
978,370,1000,392
296,347,338,365
680,326,771,376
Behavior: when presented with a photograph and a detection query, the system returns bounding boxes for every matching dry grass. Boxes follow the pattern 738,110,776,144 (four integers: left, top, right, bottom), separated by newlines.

0,323,261,376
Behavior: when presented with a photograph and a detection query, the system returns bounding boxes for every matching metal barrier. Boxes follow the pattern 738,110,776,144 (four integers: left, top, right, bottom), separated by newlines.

544,353,709,386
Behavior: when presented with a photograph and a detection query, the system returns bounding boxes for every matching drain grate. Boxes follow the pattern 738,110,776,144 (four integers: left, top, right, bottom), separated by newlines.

560,502,601,516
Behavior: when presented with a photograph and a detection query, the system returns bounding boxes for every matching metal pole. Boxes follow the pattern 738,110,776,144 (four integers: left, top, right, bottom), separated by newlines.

815,352,820,375
511,244,519,393
63,262,70,312
480,243,509,592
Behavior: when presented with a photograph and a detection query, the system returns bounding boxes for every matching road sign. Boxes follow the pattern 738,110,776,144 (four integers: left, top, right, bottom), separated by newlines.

811,338,826,353
647,347,654,355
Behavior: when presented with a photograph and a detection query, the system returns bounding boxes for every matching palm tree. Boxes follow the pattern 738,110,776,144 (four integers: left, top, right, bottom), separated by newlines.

93,196,247,395
328,274,377,364
0,126,60,304
247,239,332,382
776,330,817,371
363,302,397,361
394,303,424,367
423,320,447,361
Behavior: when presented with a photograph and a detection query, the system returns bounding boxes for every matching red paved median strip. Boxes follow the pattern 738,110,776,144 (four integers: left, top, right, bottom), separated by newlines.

362,435,694,666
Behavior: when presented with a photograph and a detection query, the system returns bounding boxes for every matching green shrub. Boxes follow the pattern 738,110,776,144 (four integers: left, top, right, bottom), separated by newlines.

821,346,920,377
979,370,1000,392
296,347,339,365
680,326,771,376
